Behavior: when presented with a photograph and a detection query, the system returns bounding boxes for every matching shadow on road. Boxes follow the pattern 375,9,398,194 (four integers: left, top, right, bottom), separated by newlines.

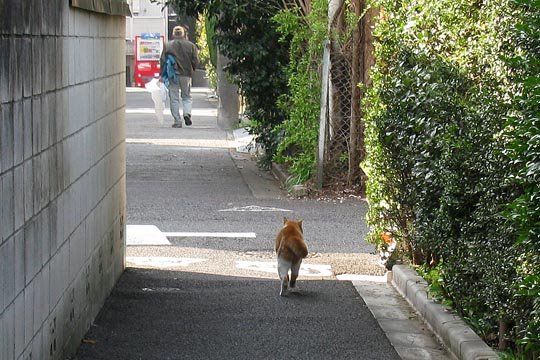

73,267,399,360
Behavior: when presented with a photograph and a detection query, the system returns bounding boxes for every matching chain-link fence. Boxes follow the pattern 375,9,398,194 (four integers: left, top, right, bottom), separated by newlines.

317,41,353,187
317,2,374,192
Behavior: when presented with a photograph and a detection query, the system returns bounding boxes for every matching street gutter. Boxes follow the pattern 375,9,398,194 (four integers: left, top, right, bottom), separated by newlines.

391,265,499,360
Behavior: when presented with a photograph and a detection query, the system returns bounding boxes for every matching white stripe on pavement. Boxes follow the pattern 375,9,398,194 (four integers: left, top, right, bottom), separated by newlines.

164,232,257,238
126,256,207,268
218,205,292,212
126,225,171,246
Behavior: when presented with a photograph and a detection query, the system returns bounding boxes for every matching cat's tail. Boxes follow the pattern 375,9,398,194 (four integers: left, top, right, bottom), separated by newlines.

286,238,308,259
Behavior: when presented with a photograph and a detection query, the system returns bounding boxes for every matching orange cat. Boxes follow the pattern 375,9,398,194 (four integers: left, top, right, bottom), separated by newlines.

275,217,308,296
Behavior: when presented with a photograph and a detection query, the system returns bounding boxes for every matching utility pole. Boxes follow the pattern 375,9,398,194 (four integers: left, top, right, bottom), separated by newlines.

216,50,239,129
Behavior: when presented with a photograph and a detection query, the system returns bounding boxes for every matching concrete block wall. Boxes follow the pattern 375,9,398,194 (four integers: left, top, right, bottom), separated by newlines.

0,1,127,359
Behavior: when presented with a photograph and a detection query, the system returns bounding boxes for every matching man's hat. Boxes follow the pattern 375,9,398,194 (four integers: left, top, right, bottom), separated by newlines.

173,26,185,38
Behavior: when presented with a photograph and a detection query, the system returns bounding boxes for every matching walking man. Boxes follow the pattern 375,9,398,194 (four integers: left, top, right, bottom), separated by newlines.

160,26,199,128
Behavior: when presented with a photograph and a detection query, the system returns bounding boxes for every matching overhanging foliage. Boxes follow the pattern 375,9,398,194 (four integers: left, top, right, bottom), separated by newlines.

165,0,290,163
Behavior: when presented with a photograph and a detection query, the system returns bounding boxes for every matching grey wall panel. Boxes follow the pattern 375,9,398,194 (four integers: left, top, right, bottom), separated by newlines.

0,3,126,359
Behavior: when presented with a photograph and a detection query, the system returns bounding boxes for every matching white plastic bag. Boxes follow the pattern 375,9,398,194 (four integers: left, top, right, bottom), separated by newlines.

159,82,167,102
145,78,167,124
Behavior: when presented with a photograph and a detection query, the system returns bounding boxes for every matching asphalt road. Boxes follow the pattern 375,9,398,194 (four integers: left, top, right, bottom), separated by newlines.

71,88,400,359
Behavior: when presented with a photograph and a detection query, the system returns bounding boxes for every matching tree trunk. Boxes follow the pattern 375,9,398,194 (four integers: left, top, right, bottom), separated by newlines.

498,319,510,350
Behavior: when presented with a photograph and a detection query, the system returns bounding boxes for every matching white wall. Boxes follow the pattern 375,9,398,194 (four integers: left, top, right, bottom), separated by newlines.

131,18,167,38
0,1,126,359
126,0,167,41
130,0,163,17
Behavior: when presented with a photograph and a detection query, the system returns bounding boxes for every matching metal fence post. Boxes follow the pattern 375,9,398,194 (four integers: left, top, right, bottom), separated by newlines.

317,40,331,189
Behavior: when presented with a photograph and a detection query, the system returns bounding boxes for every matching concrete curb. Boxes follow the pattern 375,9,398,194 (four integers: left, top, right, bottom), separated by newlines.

271,163,309,197
225,125,307,198
271,162,290,186
391,265,499,360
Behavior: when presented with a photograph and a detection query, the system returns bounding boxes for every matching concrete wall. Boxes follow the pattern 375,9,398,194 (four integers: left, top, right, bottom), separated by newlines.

0,1,127,359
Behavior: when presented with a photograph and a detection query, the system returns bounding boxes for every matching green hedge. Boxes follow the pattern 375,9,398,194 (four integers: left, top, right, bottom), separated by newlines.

506,0,540,354
364,0,538,355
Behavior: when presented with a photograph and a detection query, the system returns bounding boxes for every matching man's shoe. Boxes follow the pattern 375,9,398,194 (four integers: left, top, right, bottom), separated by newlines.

184,114,192,126
172,123,182,128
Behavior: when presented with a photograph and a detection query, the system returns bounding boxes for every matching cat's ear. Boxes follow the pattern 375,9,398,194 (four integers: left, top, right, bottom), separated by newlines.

283,217,288,224
298,219,303,230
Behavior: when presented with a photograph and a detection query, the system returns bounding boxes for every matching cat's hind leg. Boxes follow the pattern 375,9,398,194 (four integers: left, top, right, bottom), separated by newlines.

289,259,302,289
277,257,291,296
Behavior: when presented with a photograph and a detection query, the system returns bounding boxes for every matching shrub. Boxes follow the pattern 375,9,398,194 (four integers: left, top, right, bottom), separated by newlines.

363,0,538,353
505,0,540,355
272,1,328,185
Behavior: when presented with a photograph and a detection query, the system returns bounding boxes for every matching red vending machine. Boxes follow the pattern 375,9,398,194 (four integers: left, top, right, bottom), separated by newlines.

134,33,164,87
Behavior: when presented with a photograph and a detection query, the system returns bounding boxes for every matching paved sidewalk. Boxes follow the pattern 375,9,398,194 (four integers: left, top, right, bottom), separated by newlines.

344,274,456,360
70,87,457,360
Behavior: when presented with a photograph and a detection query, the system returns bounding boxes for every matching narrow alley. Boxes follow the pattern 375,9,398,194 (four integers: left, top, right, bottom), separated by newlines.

71,87,452,360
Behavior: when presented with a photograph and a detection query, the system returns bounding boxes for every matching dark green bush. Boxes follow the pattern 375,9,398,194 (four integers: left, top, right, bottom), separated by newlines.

168,0,289,163
506,0,540,355
363,0,538,354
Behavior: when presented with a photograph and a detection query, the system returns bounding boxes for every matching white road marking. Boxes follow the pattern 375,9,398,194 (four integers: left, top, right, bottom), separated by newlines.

127,225,258,243
126,256,207,268
235,260,333,277
126,225,171,246
164,232,256,238
219,205,292,212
